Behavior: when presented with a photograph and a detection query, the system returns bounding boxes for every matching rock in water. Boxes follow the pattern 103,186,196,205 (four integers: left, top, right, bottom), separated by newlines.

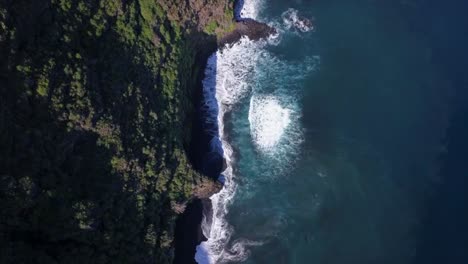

282,8,314,32
219,19,276,47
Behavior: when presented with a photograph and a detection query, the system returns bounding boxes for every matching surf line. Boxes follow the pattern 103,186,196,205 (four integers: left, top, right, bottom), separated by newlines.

195,0,273,263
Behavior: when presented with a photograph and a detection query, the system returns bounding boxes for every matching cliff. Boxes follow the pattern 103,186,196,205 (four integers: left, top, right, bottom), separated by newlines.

0,0,232,263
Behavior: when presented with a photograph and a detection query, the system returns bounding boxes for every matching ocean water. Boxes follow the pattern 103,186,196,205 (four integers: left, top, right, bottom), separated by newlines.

196,0,468,263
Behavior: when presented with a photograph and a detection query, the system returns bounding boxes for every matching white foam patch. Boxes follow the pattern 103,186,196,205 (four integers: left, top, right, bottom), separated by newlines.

249,96,292,152
196,2,320,264
197,31,265,264
282,8,314,33
235,0,264,20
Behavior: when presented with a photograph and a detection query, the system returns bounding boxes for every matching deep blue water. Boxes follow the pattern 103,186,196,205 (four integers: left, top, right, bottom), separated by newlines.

198,1,468,263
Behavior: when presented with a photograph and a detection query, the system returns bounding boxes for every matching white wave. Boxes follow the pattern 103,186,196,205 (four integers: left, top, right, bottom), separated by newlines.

235,0,264,20
246,93,304,177
219,239,265,263
246,51,319,164
196,2,320,263
197,36,264,264
282,8,314,33
248,96,292,152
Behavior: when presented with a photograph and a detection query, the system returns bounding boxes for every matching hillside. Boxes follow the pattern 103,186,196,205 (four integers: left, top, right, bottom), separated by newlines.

0,0,233,263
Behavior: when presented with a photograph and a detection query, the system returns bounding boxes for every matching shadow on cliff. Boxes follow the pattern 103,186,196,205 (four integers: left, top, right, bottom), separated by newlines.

0,75,147,262
174,30,222,264
174,2,276,261
235,0,245,21
186,46,224,180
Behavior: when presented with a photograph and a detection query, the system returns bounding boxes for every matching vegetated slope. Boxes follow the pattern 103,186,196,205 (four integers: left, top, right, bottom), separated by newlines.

0,0,232,263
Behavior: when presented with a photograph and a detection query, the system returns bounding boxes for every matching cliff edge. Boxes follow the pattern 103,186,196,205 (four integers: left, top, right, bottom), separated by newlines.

0,0,273,263
0,0,229,263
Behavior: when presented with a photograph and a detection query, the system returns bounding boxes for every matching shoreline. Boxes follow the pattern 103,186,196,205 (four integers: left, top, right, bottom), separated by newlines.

219,19,276,47
173,5,274,263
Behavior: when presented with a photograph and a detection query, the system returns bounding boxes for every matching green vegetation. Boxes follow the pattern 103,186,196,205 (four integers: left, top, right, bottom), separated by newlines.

0,0,233,263
204,21,219,35
203,3,236,37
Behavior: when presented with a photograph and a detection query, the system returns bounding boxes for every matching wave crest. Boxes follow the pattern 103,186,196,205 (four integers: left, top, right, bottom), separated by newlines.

196,2,320,263
282,8,314,33
249,96,292,152
197,36,264,264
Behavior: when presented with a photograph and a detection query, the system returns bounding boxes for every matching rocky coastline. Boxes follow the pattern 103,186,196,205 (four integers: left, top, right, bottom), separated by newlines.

0,0,273,263
219,19,277,47
173,5,275,263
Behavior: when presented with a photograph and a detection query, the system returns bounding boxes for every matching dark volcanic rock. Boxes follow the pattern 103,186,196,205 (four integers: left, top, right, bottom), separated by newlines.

193,175,223,199
219,19,276,47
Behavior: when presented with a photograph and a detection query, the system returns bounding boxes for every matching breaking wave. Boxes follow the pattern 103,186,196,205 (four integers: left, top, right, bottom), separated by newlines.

282,8,314,33
196,2,319,263
248,96,292,152
196,36,266,264
235,0,265,20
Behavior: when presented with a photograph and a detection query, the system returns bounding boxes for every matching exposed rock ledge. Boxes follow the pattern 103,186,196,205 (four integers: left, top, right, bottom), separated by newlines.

172,175,221,215
193,175,223,199
219,19,276,47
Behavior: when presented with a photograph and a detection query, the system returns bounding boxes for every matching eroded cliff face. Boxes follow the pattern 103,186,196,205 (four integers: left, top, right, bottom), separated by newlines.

160,0,236,36
0,0,231,263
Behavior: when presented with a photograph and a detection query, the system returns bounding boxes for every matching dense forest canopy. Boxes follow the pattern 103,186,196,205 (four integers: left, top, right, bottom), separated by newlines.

0,0,233,263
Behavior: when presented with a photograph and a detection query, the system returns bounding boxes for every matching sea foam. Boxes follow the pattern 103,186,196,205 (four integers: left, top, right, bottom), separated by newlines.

196,37,264,264
235,0,264,20
248,96,292,152
282,8,314,33
196,2,319,263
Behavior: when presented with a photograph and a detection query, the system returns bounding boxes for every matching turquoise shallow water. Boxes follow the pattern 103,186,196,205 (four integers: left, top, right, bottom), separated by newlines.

198,1,468,263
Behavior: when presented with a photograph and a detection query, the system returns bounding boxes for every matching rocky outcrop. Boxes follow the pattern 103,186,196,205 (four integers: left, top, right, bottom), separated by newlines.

219,18,276,46
174,2,276,264
193,175,223,199
159,0,236,35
